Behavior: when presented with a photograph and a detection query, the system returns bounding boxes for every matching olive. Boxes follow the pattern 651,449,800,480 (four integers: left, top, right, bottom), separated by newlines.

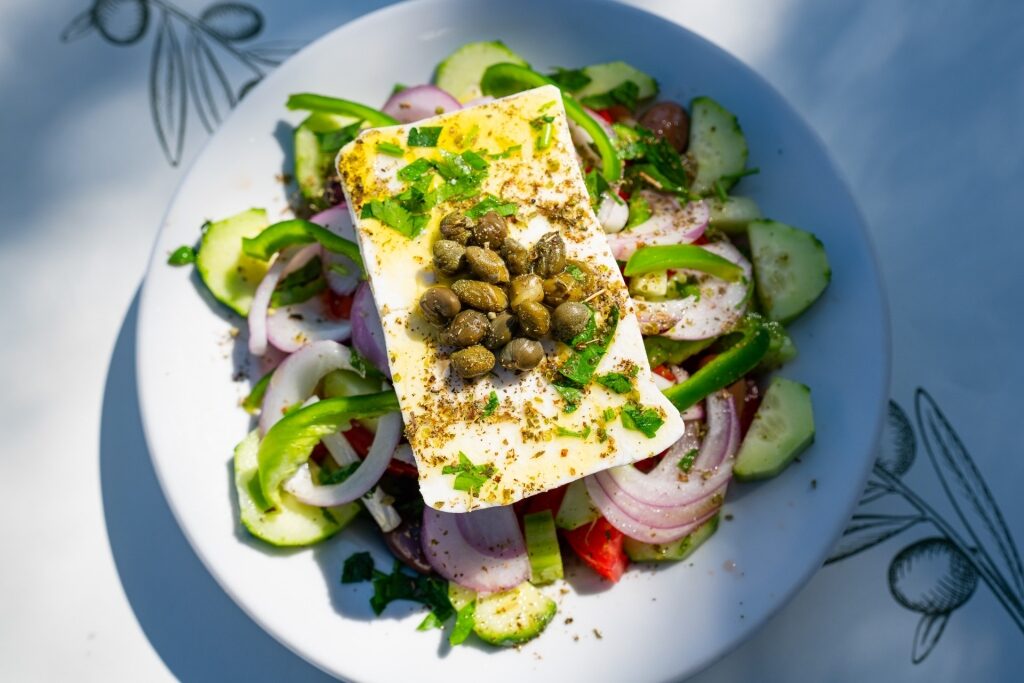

516,301,550,338
551,302,591,341
542,271,584,307
533,231,566,277
638,101,690,153
419,285,461,326
508,274,544,309
442,310,489,347
432,240,465,275
450,345,496,379
501,237,533,276
483,312,516,350
451,279,508,312
470,211,508,248
383,519,432,575
499,338,544,371
464,246,510,284
439,212,473,244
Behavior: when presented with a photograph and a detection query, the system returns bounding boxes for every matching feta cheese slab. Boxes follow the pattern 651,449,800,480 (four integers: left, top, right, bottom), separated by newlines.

337,86,684,511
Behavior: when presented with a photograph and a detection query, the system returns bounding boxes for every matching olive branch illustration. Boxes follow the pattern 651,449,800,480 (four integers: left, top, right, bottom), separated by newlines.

61,0,300,165
827,388,1024,663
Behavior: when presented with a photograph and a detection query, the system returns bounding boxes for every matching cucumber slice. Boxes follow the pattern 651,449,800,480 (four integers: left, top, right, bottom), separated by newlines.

554,479,600,530
628,269,668,299
196,208,270,316
733,377,815,481
748,220,831,323
468,582,557,647
759,319,798,371
624,514,720,562
435,41,528,102
688,97,748,195
233,430,360,546
523,510,563,584
574,61,658,100
707,196,763,234
294,112,359,209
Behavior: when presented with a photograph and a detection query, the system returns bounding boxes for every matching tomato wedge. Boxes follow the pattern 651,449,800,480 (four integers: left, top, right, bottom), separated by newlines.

562,516,628,582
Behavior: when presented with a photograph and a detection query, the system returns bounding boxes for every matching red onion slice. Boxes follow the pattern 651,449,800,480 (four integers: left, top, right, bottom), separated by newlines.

391,443,416,467
382,85,461,123
310,204,360,296
456,506,527,559
586,474,722,544
266,297,352,353
421,507,530,594
351,281,391,378
284,411,402,507
633,241,752,341
248,245,320,356
259,340,360,434
607,192,708,261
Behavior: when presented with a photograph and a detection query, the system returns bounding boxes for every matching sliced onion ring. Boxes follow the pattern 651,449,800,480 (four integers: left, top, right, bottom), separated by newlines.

456,505,526,559
382,84,461,123
421,507,530,594
351,281,391,378
248,245,319,356
310,204,360,296
284,411,402,507
259,340,359,434
607,192,708,261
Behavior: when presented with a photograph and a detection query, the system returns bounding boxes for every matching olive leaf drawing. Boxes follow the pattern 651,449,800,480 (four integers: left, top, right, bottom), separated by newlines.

61,1,301,165
827,391,1024,663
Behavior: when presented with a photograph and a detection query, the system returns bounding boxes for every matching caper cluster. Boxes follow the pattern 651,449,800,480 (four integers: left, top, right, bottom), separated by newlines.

419,210,595,380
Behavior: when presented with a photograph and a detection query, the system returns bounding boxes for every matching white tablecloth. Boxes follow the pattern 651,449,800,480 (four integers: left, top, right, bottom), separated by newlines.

2,0,1021,680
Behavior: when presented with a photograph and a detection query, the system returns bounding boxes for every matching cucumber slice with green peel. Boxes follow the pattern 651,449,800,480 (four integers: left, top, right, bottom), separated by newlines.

196,208,270,316
294,113,359,209
758,319,798,371
233,430,359,546
573,61,658,100
434,41,528,102
554,479,601,530
733,377,815,481
708,196,763,233
471,582,557,647
624,514,720,562
523,510,563,584
447,583,476,611
688,97,748,195
748,220,831,323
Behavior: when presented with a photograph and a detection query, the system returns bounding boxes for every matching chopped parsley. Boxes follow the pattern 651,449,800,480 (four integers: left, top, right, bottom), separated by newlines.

480,390,499,418
361,198,429,238
396,157,434,181
584,168,611,206
536,121,553,150
460,149,489,170
341,551,375,583
552,382,583,413
367,559,454,621
462,123,480,148
559,306,620,386
620,402,666,438
270,275,326,307
678,448,699,472
548,67,591,92
167,245,195,266
442,452,495,494
407,126,443,147
580,80,641,111
625,194,652,229
596,372,633,394
565,263,587,282
602,407,616,423
417,612,444,631
489,144,522,159
449,602,476,646
376,141,405,157
556,424,592,439
318,461,360,486
466,194,517,219
621,125,691,195
433,151,488,203
317,121,363,154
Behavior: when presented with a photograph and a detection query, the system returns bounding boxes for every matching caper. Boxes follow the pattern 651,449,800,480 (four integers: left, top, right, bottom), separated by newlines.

542,271,584,307
501,237,532,276
516,300,550,338
470,211,508,247
464,246,510,284
442,310,489,347
450,345,495,379
499,338,544,371
483,312,516,350
551,302,591,341
439,212,472,244
451,279,508,312
432,239,465,275
533,231,566,277
419,285,461,326
508,274,544,309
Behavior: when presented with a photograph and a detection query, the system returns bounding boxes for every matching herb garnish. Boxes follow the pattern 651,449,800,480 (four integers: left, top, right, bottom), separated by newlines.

318,461,360,486
480,390,499,418
341,551,375,583
565,263,587,282
317,120,363,154
625,194,652,228
396,157,434,182
678,448,699,472
489,144,522,159
341,554,455,624
559,306,620,386
376,141,405,157
361,198,429,238
241,369,274,414
596,372,633,394
449,602,476,646
466,194,517,219
407,126,443,147
547,67,591,92
584,168,611,206
552,382,583,413
555,424,592,439
167,245,195,265
442,452,496,493
620,402,666,438
580,80,641,111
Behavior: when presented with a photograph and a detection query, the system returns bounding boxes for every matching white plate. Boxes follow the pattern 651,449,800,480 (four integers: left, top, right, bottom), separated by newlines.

136,0,889,680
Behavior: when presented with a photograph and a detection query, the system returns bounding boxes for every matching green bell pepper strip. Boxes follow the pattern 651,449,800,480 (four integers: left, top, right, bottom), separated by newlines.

242,219,364,272
479,63,622,183
270,276,327,308
257,391,400,508
624,245,745,282
242,369,275,414
286,93,399,128
661,319,770,412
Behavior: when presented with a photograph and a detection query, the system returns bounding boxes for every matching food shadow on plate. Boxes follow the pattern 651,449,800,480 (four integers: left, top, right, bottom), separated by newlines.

99,290,332,682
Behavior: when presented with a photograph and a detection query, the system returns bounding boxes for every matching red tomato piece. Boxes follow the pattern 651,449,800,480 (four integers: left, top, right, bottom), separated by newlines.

594,108,615,123
521,486,567,518
342,423,374,457
562,516,628,582
325,290,354,319
652,365,677,382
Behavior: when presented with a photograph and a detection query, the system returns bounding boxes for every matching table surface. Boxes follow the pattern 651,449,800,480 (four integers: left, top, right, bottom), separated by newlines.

2,0,1022,680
